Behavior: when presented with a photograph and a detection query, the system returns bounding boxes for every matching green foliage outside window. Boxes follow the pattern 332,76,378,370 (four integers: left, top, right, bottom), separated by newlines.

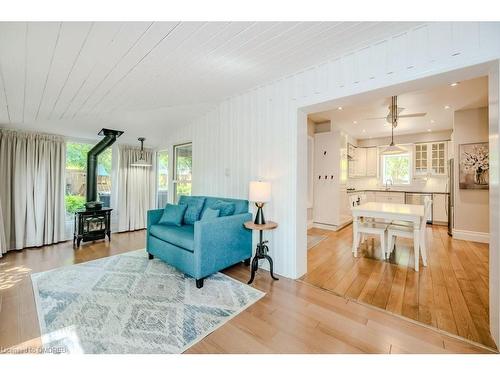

176,182,192,198
65,195,86,213
383,154,410,184
66,142,112,175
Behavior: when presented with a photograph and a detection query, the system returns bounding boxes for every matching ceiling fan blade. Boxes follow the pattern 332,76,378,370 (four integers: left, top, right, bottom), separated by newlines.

398,112,427,118
364,116,387,120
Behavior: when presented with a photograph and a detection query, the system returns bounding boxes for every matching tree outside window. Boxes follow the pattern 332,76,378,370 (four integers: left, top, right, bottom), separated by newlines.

382,153,410,185
65,142,112,215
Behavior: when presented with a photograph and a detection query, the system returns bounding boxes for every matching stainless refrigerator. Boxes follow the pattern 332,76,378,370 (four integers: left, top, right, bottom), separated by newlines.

447,159,454,236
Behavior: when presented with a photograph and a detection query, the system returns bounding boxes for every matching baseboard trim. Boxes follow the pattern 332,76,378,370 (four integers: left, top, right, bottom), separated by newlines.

452,229,489,243
312,219,352,232
307,220,314,229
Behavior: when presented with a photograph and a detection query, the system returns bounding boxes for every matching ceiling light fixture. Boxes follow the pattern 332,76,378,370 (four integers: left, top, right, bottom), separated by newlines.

430,119,435,123
337,106,343,110
130,137,152,167
381,96,406,155
444,105,451,110
362,129,366,133
427,129,432,132
353,120,358,124
450,82,459,87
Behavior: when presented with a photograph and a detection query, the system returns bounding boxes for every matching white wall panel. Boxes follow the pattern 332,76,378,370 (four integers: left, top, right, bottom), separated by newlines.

160,22,500,281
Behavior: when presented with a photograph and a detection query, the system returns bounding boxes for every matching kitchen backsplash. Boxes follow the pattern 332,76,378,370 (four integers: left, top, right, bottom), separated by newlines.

348,176,448,193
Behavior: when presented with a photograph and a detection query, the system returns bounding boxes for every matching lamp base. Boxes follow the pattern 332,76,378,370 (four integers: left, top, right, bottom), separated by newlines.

254,203,266,225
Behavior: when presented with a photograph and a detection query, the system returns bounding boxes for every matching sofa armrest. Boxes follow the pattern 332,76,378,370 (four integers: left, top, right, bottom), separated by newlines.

193,213,252,277
147,209,164,228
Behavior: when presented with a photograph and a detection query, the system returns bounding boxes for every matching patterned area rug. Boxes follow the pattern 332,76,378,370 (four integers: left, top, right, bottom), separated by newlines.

31,250,264,354
307,234,327,250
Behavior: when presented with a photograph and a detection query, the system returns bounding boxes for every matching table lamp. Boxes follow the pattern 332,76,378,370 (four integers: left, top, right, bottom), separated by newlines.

249,181,271,225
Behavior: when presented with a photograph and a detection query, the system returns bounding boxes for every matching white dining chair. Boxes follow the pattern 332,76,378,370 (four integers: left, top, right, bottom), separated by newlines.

352,220,388,260
385,197,432,271
350,194,389,258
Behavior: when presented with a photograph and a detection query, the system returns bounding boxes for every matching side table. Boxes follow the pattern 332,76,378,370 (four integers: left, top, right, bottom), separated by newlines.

243,221,279,284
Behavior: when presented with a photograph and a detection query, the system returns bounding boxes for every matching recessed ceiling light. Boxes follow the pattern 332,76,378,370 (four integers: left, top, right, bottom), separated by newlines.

427,128,432,132
450,82,459,87
337,106,343,110
430,119,435,123
444,105,451,110
353,120,358,124
362,129,366,133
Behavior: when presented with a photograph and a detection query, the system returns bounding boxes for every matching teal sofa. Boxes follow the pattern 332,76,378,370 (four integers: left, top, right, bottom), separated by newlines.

146,196,252,288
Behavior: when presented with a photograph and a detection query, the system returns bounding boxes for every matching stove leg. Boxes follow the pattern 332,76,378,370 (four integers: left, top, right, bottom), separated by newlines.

148,253,154,260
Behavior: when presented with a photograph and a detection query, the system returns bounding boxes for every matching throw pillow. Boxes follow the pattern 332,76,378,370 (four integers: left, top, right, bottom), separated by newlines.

210,200,235,217
201,208,220,221
178,196,206,224
158,204,187,226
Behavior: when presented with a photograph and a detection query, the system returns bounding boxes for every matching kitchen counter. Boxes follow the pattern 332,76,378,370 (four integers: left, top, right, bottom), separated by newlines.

347,189,449,195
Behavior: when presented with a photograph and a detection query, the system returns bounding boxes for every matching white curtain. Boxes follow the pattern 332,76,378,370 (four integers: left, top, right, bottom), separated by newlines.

0,129,66,254
0,196,6,256
117,145,156,232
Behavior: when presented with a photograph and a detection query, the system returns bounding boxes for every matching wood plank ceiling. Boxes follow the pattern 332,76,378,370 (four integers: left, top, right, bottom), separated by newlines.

0,22,423,146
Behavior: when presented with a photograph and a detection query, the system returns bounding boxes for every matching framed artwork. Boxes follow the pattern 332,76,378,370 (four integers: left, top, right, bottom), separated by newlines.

459,142,489,190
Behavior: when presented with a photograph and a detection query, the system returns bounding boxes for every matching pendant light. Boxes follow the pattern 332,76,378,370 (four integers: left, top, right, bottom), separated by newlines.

130,137,152,167
381,96,406,155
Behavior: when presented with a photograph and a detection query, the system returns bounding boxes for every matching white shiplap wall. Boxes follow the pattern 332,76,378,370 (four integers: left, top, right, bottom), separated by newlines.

161,22,500,280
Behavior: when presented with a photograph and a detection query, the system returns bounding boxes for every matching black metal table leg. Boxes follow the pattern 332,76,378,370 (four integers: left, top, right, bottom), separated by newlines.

247,229,279,284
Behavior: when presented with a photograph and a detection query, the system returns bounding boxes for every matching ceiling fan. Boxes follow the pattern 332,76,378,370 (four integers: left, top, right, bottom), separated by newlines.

365,95,426,125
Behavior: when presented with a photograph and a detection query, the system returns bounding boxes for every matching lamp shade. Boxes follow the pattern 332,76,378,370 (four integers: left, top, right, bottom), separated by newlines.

249,181,271,203
381,144,406,155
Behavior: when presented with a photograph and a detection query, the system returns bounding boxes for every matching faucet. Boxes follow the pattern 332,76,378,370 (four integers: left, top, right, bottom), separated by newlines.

385,179,393,191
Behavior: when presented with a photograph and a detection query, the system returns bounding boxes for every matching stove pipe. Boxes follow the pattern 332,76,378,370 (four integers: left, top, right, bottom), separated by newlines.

86,128,123,203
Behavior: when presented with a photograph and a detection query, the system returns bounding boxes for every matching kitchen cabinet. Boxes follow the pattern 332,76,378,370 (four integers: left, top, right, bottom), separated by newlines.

375,191,405,203
414,141,447,176
366,147,378,176
432,193,448,225
431,142,446,175
348,144,378,178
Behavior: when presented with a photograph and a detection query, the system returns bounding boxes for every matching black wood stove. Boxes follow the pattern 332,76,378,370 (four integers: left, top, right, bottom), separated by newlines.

73,128,123,247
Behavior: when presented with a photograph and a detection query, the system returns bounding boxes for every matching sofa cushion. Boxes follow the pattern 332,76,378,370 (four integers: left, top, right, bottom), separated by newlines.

202,197,248,216
149,224,195,252
158,203,187,226
178,196,206,225
209,200,235,217
201,207,219,221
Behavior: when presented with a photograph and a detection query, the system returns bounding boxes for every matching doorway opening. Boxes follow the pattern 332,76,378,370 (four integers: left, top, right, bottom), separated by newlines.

299,67,496,349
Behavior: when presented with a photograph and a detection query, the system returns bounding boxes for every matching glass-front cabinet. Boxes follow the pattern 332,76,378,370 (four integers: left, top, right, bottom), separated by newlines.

414,141,447,176
431,142,446,174
414,143,428,175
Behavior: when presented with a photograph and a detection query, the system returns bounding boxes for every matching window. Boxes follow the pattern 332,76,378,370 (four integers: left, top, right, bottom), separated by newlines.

157,150,169,208
382,153,410,185
65,142,112,237
173,143,192,202
65,142,113,216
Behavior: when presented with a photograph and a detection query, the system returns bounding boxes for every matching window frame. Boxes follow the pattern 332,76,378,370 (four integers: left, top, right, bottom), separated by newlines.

156,149,169,208
173,142,193,202
380,148,413,186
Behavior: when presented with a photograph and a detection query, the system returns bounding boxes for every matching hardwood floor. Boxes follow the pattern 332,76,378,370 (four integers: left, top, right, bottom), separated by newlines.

0,230,496,354
303,224,496,349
